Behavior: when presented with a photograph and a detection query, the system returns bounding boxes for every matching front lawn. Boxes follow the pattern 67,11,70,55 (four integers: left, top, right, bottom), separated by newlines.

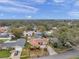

21,48,48,59
0,40,8,43
21,43,48,59
0,50,11,58
20,48,30,59
21,43,31,59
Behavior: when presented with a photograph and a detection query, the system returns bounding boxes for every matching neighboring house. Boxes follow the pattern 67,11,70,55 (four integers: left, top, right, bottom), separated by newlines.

0,26,12,40
68,22,72,26
0,26,9,33
23,31,34,37
44,30,53,36
28,38,48,48
34,31,42,38
0,38,26,51
23,31,42,38
0,33,11,40
52,27,57,30
9,33,15,38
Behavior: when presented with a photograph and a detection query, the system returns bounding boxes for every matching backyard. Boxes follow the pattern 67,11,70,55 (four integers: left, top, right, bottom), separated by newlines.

0,49,11,58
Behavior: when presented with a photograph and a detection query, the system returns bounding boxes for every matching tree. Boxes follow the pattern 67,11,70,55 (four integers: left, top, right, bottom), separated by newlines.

11,28,24,39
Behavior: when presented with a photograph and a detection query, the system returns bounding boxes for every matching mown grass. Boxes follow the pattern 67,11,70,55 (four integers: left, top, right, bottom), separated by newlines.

0,50,11,58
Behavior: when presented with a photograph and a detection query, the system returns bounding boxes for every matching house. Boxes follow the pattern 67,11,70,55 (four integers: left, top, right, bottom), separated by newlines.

52,27,57,30
0,38,26,51
44,30,53,36
33,25,37,31
0,33,12,40
68,22,72,26
23,31,42,38
0,26,9,33
0,26,13,40
23,31,34,37
34,31,42,38
28,38,48,48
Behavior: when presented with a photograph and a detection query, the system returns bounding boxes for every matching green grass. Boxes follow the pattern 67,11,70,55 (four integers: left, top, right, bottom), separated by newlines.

0,50,11,58
20,57,29,59
0,40,8,42
75,57,79,59
21,43,31,59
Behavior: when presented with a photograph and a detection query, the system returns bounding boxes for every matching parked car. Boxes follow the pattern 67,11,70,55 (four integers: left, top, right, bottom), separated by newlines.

14,51,19,56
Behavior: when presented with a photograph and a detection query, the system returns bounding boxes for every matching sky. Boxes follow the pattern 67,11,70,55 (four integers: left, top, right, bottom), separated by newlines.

0,0,79,19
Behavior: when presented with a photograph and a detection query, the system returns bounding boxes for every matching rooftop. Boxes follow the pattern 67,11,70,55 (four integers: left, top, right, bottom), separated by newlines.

0,38,26,48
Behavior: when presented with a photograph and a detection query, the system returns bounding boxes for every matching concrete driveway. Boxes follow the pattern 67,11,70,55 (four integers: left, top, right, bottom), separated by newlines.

47,46,57,55
34,49,79,59
10,46,22,59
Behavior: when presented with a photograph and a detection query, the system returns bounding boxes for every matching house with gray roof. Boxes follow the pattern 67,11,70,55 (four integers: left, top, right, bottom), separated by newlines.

0,33,11,40
0,38,26,51
34,31,42,38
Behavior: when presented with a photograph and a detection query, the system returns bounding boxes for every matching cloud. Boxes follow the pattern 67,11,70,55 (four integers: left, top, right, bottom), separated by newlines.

74,0,79,6
32,0,46,3
0,0,38,14
0,6,37,14
0,0,9,3
9,2,38,13
68,11,79,17
53,0,65,3
25,16,32,19
68,0,79,17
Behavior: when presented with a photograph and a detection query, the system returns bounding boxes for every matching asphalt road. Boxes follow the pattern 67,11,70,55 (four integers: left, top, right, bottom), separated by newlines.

34,49,79,59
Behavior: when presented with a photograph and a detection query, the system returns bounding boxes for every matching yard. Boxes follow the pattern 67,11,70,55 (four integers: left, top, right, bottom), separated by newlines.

20,48,30,59
21,48,48,59
0,49,11,58
29,48,48,58
21,43,48,59
0,39,8,42
20,43,31,59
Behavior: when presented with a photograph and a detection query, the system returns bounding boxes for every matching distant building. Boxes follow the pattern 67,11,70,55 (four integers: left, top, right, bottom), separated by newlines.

68,22,72,26
0,26,9,33
52,27,57,30
0,26,14,40
23,31,34,37
33,25,37,31
23,31,42,38
44,30,53,36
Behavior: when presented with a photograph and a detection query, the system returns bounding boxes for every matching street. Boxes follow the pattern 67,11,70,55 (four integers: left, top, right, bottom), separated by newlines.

34,49,79,59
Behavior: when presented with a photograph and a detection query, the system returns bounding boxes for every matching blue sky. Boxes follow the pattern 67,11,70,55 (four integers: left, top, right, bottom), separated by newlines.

0,0,79,19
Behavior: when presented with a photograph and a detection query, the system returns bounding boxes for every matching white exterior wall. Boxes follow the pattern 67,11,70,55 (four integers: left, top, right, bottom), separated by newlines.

0,37,11,40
